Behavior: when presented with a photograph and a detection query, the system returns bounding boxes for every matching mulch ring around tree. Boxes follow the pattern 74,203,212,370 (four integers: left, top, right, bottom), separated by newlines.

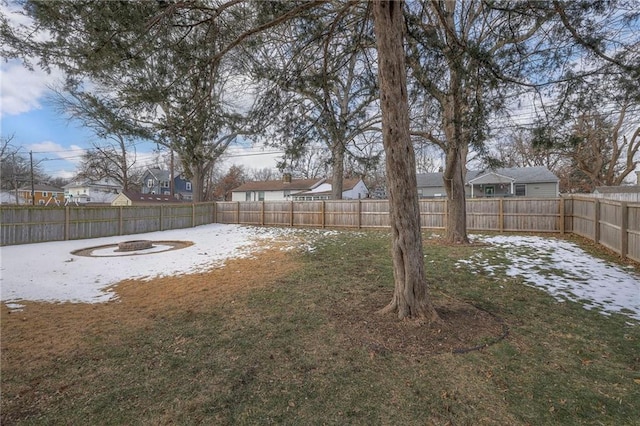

331,291,509,357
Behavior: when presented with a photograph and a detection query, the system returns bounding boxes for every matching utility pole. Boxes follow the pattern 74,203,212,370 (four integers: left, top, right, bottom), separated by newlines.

30,150,35,205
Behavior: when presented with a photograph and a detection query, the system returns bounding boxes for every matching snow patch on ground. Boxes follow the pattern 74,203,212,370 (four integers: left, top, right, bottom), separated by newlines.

460,235,640,321
0,224,338,305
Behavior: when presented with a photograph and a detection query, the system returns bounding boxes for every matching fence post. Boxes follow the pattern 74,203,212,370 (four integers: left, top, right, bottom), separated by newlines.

65,206,70,241
261,201,265,226
357,200,362,229
594,199,600,243
213,201,217,224
621,202,629,259
321,200,325,228
160,205,164,231
499,199,504,232
559,198,565,234
119,206,124,236
443,198,448,231
236,202,240,224
289,201,294,227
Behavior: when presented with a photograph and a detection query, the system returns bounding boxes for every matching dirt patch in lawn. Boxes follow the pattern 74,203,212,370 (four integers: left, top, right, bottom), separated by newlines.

2,246,506,373
332,290,507,357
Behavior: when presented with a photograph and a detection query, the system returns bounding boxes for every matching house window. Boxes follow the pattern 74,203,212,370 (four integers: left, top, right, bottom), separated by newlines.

42,192,48,197
245,192,252,201
515,184,526,197
161,181,170,188
258,191,265,201
186,182,192,191
38,199,45,205
484,186,495,196
147,179,154,188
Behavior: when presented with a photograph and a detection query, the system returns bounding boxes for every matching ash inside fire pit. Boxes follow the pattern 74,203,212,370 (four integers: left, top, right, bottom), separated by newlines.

117,240,153,251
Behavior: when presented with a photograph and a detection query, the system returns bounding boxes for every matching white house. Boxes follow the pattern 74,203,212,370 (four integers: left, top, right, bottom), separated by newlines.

291,178,369,201
63,177,123,204
231,174,369,201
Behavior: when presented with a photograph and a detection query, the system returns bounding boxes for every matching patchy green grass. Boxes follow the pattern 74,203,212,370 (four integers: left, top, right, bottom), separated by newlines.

2,229,639,425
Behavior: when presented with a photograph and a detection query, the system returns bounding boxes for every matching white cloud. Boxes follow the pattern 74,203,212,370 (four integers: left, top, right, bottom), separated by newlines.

220,144,282,173
27,141,86,164
51,169,79,180
0,2,64,118
0,61,64,117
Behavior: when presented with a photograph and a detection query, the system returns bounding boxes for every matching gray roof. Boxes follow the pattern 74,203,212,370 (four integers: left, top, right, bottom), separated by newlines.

119,190,183,203
417,166,558,188
145,168,171,181
595,186,640,194
63,178,122,189
18,184,64,192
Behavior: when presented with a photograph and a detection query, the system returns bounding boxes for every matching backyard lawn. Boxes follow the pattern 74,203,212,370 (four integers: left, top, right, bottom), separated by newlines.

1,227,639,425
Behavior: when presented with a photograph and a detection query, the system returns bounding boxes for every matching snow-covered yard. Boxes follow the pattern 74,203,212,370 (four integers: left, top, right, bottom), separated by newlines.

0,224,334,308
459,235,640,321
1,224,638,321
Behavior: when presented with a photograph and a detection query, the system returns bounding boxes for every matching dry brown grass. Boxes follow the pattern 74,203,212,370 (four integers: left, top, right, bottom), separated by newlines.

1,246,299,373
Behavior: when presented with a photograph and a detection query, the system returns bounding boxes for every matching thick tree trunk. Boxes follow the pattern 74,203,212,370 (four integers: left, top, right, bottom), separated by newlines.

373,0,439,322
190,165,205,203
441,63,470,244
442,145,469,244
331,142,345,200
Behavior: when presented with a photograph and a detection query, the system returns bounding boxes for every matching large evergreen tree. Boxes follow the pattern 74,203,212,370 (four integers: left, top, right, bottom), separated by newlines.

249,2,381,198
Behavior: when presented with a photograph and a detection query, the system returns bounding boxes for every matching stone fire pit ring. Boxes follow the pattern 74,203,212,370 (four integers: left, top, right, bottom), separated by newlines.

72,240,193,257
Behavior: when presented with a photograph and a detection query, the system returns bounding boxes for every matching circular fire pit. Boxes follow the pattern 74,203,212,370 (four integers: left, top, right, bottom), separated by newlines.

117,240,153,252
72,240,193,257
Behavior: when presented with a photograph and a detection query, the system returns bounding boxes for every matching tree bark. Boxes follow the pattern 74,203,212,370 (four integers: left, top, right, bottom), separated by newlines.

331,142,345,199
373,0,438,322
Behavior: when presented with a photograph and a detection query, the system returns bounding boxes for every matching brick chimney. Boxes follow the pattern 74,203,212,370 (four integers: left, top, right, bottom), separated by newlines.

283,173,292,184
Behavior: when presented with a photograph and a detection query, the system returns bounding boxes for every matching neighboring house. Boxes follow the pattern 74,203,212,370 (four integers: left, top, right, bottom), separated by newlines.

417,166,560,198
231,174,369,201
291,178,369,201
141,168,193,200
63,177,122,204
111,190,185,206
231,174,326,202
17,184,65,205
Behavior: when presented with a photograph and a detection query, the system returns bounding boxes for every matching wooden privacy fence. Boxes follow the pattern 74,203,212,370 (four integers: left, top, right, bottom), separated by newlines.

1,197,638,263
215,198,566,233
566,196,640,263
1,203,216,246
